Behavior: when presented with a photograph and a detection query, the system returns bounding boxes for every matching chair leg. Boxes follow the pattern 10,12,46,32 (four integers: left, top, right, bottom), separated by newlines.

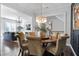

18,49,21,56
23,49,29,56
27,49,30,56
19,49,29,56
21,50,24,56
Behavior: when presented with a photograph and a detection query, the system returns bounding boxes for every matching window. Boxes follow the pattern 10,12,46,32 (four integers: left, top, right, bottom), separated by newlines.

4,22,16,32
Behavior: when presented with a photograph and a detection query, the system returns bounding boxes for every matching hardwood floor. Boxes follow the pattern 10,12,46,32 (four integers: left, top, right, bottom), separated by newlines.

1,40,19,56
64,46,74,56
1,40,74,56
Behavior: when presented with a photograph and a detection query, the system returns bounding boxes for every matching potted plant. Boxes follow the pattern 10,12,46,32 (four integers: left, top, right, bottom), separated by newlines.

35,23,47,37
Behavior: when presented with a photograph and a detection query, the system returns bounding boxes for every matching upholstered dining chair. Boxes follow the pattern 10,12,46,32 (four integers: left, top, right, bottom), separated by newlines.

51,32,59,40
28,38,45,56
17,32,28,56
48,32,60,47
47,37,67,56
40,32,46,38
29,32,35,37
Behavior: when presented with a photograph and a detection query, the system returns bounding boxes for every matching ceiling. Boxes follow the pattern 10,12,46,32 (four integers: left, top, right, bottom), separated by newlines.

2,3,71,17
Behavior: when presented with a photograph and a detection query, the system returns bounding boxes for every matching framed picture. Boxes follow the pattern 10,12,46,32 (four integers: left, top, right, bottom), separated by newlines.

26,24,31,30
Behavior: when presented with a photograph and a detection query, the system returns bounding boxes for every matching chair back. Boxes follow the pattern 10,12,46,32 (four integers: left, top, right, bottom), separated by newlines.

55,38,67,55
52,32,59,40
17,32,25,48
18,32,25,40
29,32,35,37
40,32,46,38
28,38,44,56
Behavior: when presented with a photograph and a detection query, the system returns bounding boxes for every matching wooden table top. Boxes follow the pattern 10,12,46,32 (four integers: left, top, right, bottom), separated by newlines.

41,39,57,43
26,35,69,43
26,36,49,40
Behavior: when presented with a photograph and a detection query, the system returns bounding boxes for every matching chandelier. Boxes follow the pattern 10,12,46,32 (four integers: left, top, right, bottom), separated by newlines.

36,16,47,23
36,3,47,23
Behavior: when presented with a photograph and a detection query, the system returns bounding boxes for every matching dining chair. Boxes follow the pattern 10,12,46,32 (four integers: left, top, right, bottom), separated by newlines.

29,32,35,37
40,32,49,47
17,32,29,56
28,38,45,56
48,32,60,47
51,32,59,40
40,32,46,38
47,37,67,56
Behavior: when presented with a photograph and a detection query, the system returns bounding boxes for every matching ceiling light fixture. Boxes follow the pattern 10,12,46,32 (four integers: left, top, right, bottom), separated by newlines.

36,3,47,23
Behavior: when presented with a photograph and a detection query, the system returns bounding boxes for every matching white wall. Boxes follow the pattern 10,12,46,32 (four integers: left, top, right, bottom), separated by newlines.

47,16,64,32
66,5,71,45
32,14,39,31
1,17,17,32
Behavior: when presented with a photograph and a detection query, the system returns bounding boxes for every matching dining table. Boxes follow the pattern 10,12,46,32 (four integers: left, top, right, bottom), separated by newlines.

41,35,69,43
26,35,69,48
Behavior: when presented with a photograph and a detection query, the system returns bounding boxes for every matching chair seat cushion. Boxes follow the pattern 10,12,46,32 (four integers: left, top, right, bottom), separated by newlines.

22,43,28,50
47,46,57,55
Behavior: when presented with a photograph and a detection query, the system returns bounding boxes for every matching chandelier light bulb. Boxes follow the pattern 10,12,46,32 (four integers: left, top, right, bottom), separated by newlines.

36,16,47,23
